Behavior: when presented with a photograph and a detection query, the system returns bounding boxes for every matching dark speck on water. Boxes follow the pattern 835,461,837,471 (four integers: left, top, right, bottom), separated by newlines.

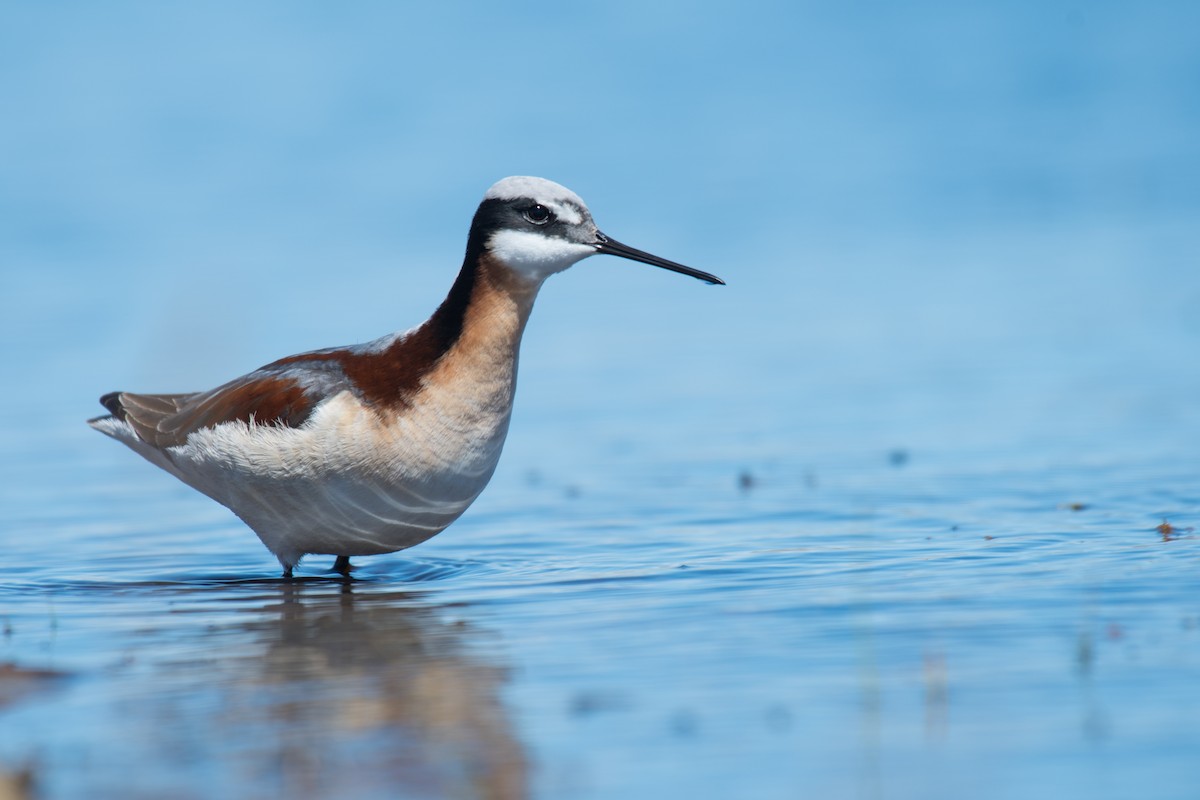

669,710,700,738
764,704,793,733
1156,519,1192,542
569,690,632,717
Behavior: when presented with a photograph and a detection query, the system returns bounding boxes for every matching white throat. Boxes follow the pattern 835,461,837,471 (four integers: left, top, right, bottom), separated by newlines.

488,229,596,282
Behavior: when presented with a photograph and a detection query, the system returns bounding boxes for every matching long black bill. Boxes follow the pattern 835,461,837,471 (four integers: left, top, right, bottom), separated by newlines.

595,232,725,285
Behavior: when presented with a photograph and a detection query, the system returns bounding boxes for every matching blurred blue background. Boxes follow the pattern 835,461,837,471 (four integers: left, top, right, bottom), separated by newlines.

4,0,1199,460
2,3,1200,798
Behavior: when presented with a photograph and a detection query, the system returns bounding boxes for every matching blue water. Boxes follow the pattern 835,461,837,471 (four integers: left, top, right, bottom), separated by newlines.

2,3,1200,798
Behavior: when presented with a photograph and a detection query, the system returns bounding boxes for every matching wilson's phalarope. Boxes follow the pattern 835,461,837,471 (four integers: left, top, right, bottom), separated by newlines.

90,176,724,577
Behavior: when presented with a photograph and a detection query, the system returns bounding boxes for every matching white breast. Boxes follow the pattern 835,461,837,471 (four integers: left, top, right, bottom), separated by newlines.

158,376,514,565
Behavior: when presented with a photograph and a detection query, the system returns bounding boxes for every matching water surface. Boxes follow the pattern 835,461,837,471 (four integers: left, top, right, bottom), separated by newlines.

2,2,1199,798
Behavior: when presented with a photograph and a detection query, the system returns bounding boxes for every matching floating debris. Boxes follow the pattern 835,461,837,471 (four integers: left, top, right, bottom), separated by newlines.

1059,502,1088,512
1156,519,1192,541
887,449,910,467
738,470,756,492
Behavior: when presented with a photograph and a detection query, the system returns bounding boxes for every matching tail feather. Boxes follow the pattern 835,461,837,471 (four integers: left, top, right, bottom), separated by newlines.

98,391,126,420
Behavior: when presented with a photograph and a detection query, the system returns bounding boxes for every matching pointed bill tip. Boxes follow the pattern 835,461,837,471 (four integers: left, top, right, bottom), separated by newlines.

595,234,725,286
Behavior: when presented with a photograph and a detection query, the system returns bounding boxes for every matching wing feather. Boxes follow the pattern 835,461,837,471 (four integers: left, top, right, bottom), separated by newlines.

97,356,351,449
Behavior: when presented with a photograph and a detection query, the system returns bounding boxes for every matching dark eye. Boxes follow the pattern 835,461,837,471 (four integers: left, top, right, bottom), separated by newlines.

523,204,553,225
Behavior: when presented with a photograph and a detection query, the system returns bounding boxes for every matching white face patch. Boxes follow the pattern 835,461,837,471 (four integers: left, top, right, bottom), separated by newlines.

547,200,583,225
488,229,596,281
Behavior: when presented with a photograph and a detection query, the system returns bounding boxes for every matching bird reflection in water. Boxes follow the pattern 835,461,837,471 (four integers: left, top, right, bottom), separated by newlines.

207,581,527,799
